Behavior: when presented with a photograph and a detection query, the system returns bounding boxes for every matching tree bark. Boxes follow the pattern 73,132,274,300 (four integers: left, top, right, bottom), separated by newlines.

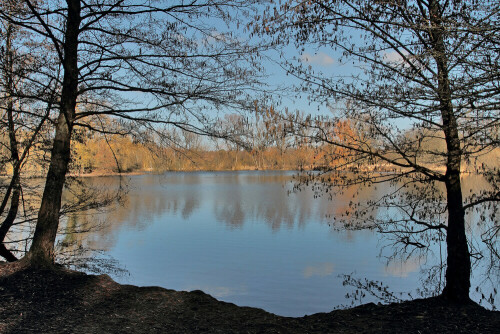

442,172,471,301
27,0,81,265
429,0,471,302
27,112,73,265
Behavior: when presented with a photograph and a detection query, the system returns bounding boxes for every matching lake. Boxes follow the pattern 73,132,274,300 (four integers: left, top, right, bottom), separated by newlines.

61,171,498,316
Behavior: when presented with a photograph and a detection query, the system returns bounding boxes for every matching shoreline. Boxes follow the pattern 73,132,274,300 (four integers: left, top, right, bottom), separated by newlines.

0,166,484,183
67,167,302,177
0,263,498,333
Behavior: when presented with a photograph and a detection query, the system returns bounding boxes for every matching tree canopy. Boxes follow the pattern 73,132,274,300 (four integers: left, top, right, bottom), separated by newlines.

0,0,267,264
259,0,499,302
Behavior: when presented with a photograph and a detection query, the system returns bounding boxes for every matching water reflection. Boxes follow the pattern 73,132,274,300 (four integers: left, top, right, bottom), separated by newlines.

60,171,498,315
75,171,372,244
384,257,422,278
303,262,335,278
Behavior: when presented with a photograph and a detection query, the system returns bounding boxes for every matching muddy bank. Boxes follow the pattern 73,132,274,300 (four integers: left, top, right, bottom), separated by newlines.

0,265,498,333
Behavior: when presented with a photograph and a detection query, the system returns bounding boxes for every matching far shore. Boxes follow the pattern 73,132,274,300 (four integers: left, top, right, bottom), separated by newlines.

0,163,484,180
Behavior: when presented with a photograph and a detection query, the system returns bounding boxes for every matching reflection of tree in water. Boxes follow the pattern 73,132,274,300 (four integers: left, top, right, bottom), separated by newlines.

65,175,203,251
214,200,245,229
213,185,245,228
318,174,499,310
212,172,383,232
66,173,384,249
389,175,499,296
220,182,298,231
212,174,320,230
56,172,497,309
58,214,126,277
45,177,128,275
340,258,448,308
342,260,498,311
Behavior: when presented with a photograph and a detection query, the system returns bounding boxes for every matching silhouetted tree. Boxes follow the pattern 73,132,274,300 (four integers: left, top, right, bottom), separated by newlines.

1,0,265,265
262,0,499,302
0,0,57,261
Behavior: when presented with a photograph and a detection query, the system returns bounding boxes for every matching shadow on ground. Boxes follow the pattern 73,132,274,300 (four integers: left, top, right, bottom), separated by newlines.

0,264,498,333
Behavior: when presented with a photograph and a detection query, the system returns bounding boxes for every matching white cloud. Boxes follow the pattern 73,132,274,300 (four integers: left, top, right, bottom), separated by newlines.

300,52,335,67
383,50,414,68
384,50,404,63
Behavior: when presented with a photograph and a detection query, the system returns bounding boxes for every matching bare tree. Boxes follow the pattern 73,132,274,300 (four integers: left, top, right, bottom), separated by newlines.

0,0,57,261
0,0,266,265
262,0,500,302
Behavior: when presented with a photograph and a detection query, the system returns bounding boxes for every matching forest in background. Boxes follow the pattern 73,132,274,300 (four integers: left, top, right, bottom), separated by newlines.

2,116,497,176
68,129,500,175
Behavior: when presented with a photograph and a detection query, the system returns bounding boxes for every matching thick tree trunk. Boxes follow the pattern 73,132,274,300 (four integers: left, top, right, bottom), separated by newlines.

439,68,471,301
442,173,471,301
27,113,73,265
428,0,471,302
439,90,471,302
26,0,81,266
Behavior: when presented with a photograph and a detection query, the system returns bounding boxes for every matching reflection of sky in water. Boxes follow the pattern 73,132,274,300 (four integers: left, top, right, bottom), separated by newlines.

68,171,498,316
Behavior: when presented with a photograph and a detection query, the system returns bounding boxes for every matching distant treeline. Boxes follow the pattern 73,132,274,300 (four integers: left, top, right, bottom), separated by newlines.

70,133,319,174
2,120,497,177
0,113,348,176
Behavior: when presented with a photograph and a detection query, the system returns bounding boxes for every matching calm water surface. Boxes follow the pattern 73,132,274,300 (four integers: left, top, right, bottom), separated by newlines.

67,171,497,316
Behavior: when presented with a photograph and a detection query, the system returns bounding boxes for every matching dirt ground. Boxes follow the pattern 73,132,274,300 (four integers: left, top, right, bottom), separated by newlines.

0,263,498,333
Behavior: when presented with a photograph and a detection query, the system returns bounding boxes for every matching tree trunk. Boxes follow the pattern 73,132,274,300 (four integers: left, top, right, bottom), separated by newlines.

442,173,471,302
429,0,471,302
0,173,20,262
26,0,81,266
0,19,20,262
27,113,73,265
